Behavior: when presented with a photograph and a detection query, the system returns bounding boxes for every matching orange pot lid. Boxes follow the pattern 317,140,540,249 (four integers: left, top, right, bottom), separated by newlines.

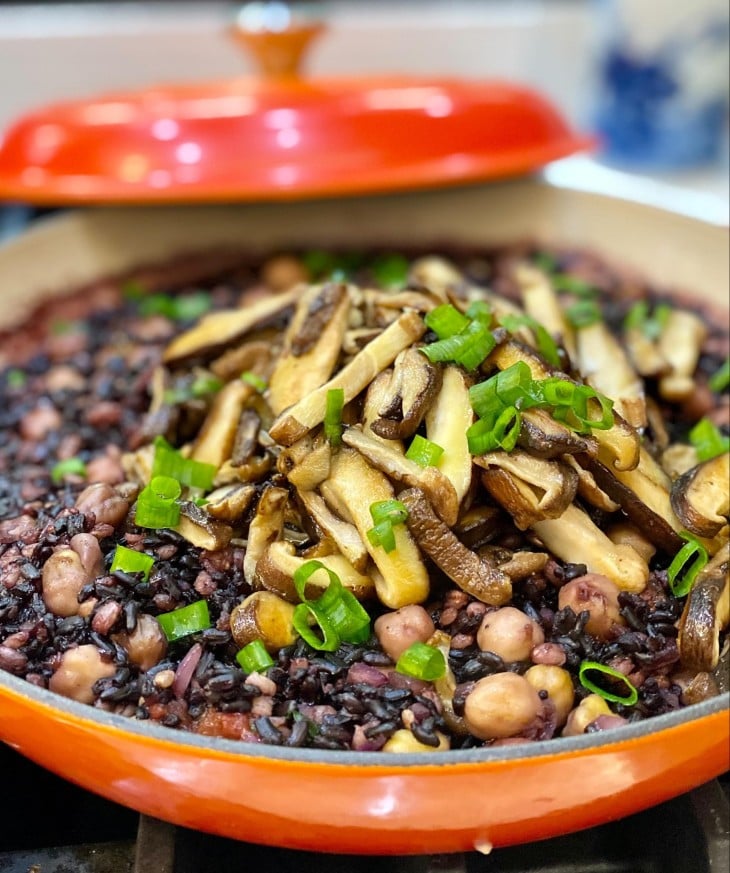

0,14,594,204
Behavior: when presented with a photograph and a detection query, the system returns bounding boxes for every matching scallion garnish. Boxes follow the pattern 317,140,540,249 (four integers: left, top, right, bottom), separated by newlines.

157,600,211,642
623,300,671,340
421,320,496,371
5,369,27,389
578,661,639,706
464,299,492,324
324,388,345,446
395,642,446,682
466,406,521,455
190,374,223,397
236,639,275,673
708,357,730,393
50,457,87,484
241,371,268,392
533,251,558,273
405,434,444,467
367,520,397,552
499,314,561,368
667,531,709,597
151,436,216,491
371,254,410,288
121,279,147,300
138,291,211,321
110,544,155,581
135,475,182,529
551,274,599,298
424,304,470,339
366,500,409,553
688,418,730,462
565,299,603,328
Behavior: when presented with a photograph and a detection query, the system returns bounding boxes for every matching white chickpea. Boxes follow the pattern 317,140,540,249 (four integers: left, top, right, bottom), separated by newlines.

42,549,90,617
112,614,168,673
524,664,575,726
374,605,435,662
463,672,542,740
562,694,613,737
48,644,116,704
476,607,544,663
558,574,624,639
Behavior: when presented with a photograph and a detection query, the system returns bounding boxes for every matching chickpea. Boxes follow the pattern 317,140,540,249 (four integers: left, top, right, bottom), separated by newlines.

42,549,90,617
48,644,116,704
261,254,308,292
69,533,104,578
75,483,129,529
476,607,544,663
112,614,167,672
382,729,450,753
463,672,542,740
524,665,575,726
374,605,435,662
558,574,624,639
562,694,613,737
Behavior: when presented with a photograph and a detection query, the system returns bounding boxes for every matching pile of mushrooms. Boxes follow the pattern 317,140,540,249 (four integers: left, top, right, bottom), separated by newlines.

122,255,730,714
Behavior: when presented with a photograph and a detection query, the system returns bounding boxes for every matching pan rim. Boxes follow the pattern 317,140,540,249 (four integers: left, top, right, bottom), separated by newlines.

0,669,727,768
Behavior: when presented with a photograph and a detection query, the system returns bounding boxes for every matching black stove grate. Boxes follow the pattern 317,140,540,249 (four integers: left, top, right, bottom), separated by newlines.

0,742,726,873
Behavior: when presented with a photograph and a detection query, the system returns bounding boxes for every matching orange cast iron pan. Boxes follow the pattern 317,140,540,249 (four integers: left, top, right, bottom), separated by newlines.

0,184,727,855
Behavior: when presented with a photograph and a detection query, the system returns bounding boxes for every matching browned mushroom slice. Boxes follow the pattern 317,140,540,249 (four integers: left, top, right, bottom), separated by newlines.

517,263,576,362
407,255,464,301
268,282,351,415
474,451,578,530
623,324,669,379
658,310,708,402
489,339,640,471
230,591,297,652
607,522,657,564
532,504,649,592
661,443,699,480
399,487,511,606
518,408,597,459
121,443,155,487
479,546,549,580
563,454,620,513
452,505,503,549
175,502,233,551
163,285,301,365
324,448,430,608
229,409,261,467
210,332,278,381
575,321,647,430
368,289,441,314
671,452,730,539
191,380,252,468
269,310,426,447
296,489,369,571
214,455,273,487
341,425,460,526
370,348,442,440
243,485,289,587
427,629,469,736
678,543,730,672
255,540,374,603
362,370,402,447
205,483,256,523
424,365,474,509
277,433,331,491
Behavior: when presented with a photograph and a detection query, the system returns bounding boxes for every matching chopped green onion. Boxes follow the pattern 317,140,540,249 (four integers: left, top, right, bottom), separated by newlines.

151,436,216,491
5,369,27,389
565,299,603,328
540,379,615,433
533,251,558,273
138,291,211,321
302,250,337,279
466,406,521,454
371,253,410,288
191,374,223,397
667,532,709,597
110,544,155,581
370,499,409,527
135,475,182,529
623,301,671,340
395,642,446,682
241,371,268,392
551,274,599,298
121,279,147,300
293,602,339,651
578,661,639,706
236,639,275,673
367,520,397,552
689,418,730,462
324,388,345,446
50,457,87,484
453,321,497,370
464,300,492,324
424,304,470,339
499,314,561,368
709,357,730,393
405,435,444,467
50,319,79,336
157,600,211,642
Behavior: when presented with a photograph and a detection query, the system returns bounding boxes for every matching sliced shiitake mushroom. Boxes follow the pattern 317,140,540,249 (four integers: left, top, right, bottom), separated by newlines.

230,409,261,466
191,380,252,468
229,591,297,652
563,454,620,514
399,487,512,606
517,263,576,363
254,539,374,603
243,485,288,587
163,286,301,365
474,451,578,530
175,502,233,551
267,282,351,415
269,311,425,446
370,347,442,440
210,332,278,381
518,408,597,459
671,452,730,539
658,309,707,402
296,489,369,571
204,483,256,523
678,543,730,672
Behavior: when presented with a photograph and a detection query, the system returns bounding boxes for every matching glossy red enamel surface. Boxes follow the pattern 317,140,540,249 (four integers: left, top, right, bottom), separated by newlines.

0,76,592,204
0,676,727,854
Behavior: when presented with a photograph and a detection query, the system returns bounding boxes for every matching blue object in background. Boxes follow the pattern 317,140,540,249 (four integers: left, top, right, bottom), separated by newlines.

592,0,730,170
